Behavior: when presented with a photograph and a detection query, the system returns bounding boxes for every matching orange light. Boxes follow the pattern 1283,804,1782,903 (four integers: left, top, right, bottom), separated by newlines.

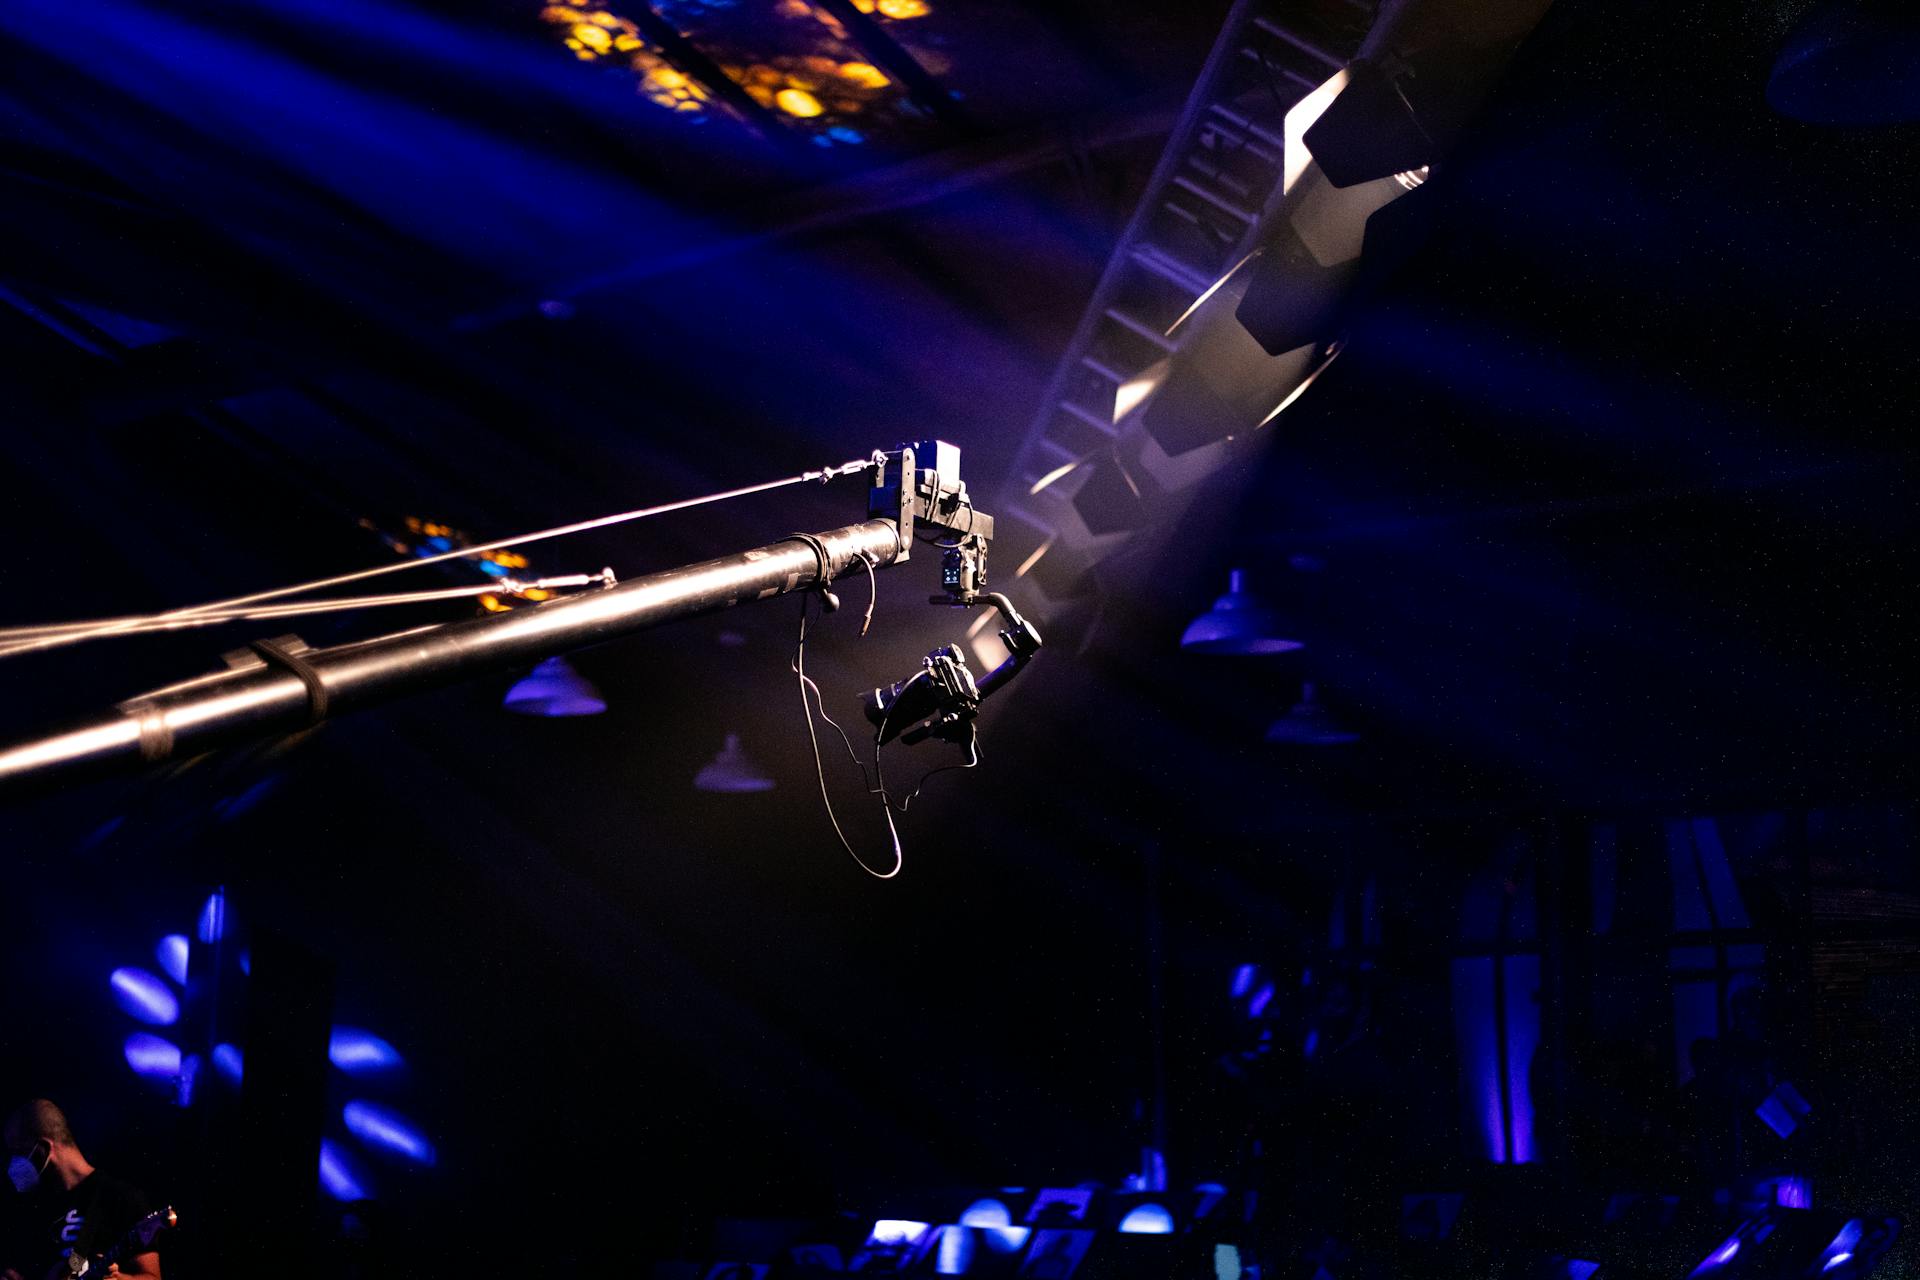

521,588,553,602
479,594,509,613
1029,460,1080,495
838,61,889,88
876,0,929,17
775,87,824,117
572,23,612,52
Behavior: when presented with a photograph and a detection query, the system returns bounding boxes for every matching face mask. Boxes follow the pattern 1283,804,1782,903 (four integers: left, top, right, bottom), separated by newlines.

7,1145,46,1194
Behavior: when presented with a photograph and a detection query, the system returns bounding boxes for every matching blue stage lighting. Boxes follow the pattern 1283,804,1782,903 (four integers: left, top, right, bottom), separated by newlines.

155,935,190,985
329,1027,403,1073
502,656,606,717
198,890,228,944
212,1043,244,1084
319,1139,371,1202
123,1033,181,1080
936,1226,974,1275
1816,1221,1865,1274
343,1100,436,1165
982,1227,1029,1253
1691,1236,1741,1275
960,1199,1012,1228
1118,1204,1175,1235
110,967,180,1026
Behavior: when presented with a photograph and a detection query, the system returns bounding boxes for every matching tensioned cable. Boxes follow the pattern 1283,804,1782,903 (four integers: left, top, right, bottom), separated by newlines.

0,578,612,659
0,454,881,658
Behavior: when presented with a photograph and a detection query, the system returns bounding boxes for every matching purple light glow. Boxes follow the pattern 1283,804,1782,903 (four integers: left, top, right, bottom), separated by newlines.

212,1043,244,1084
1248,984,1274,1019
936,1226,973,1275
156,934,190,986
959,1199,1011,1228
1118,1204,1174,1235
1230,964,1255,998
981,1227,1029,1253
1816,1221,1866,1274
198,891,227,944
123,1033,181,1080
110,967,180,1026
328,1027,403,1073
342,1100,435,1165
1776,1177,1813,1209
319,1139,371,1201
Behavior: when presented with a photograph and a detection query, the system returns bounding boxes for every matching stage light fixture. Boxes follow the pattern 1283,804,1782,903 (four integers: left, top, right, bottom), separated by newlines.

1140,255,1318,458
502,655,607,717
694,733,776,793
212,1043,244,1084
1070,448,1162,537
319,1139,370,1202
1179,571,1304,655
1264,682,1360,746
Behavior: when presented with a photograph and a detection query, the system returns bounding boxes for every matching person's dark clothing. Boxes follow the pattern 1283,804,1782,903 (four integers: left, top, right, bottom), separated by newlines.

8,1172,152,1277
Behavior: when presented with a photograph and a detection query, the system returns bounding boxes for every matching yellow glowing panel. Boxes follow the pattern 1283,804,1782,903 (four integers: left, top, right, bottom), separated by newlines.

572,23,612,52
876,0,929,17
775,87,824,117
839,61,889,88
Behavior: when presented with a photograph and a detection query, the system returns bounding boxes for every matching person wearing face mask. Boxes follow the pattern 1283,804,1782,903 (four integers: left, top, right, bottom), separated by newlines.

0,1101,159,1280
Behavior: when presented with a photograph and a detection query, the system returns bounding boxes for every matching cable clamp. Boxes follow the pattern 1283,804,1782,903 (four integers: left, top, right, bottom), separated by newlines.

250,637,330,727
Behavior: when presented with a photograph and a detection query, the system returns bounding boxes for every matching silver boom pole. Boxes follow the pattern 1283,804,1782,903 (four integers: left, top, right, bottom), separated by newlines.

0,517,905,798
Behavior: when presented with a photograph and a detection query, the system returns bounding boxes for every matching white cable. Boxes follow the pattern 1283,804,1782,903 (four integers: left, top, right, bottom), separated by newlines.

793,595,904,880
0,575,612,659
0,456,878,657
